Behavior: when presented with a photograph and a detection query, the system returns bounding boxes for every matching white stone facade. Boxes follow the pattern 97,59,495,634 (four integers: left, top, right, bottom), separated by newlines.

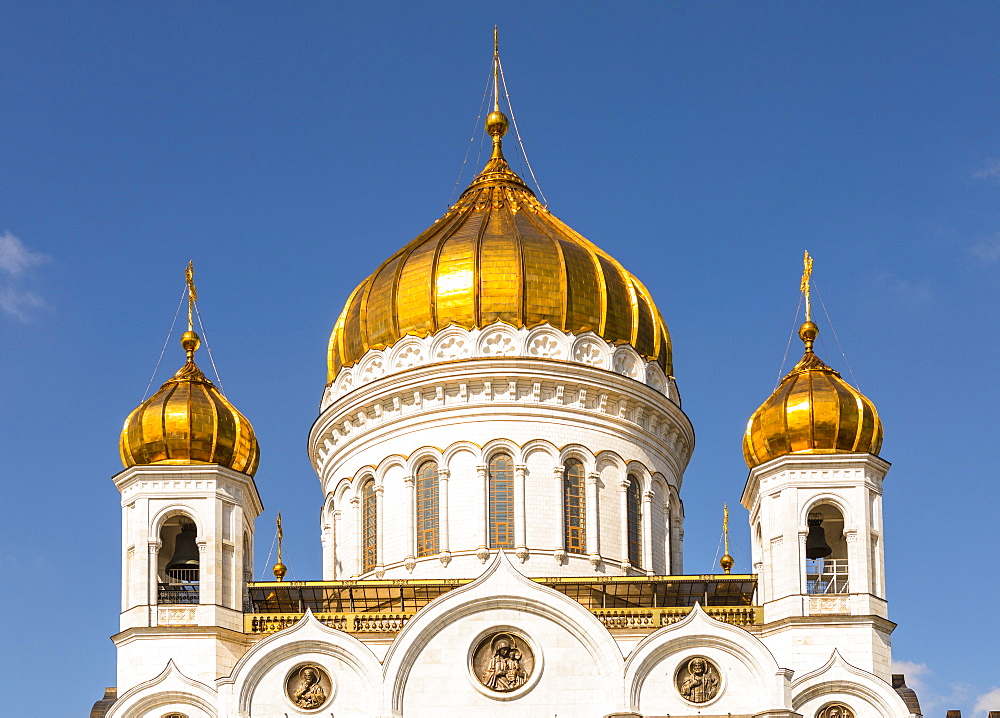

105,553,915,718
309,324,691,580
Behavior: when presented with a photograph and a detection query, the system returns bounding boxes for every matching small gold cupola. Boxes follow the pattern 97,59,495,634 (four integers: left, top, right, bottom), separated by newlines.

120,263,260,476
742,253,883,469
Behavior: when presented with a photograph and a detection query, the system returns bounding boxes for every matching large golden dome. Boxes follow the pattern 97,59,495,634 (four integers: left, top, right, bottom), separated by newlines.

327,113,671,383
743,322,883,468
120,330,260,476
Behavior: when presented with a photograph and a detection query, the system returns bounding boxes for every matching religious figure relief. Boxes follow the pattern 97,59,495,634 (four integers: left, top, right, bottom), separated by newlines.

472,632,534,693
817,703,855,718
675,656,721,704
284,664,332,711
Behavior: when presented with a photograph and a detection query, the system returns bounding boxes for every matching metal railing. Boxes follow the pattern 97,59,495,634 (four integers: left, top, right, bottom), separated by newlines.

158,569,201,604
806,558,849,595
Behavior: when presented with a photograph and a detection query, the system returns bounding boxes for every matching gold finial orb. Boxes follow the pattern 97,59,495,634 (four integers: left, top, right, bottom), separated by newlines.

180,330,201,354
486,110,509,138
720,553,734,574
272,561,287,581
798,321,818,349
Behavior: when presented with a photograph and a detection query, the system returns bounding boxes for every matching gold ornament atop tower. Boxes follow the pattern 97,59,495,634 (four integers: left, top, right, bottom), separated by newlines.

742,252,882,469
719,503,734,574
327,30,672,382
120,263,260,476
272,512,287,581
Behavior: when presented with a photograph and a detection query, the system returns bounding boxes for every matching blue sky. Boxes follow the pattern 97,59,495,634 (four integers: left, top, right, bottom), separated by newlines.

1,3,998,715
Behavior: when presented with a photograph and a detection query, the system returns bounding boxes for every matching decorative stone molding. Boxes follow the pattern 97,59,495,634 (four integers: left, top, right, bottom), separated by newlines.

438,550,452,567
809,596,850,615
476,546,491,563
158,607,197,626
323,321,674,408
314,367,691,474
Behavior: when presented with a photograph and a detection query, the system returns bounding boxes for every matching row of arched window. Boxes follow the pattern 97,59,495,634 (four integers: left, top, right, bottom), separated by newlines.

358,456,645,572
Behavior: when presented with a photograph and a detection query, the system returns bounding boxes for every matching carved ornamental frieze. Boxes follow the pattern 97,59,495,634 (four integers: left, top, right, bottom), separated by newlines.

674,655,721,704
817,703,855,718
472,632,534,693
284,663,333,711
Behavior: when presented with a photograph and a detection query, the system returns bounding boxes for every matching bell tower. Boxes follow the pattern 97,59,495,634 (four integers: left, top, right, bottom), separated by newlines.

114,264,263,694
740,254,893,679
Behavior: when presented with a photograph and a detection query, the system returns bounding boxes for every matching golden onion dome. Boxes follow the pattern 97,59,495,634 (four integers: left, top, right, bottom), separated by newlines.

120,330,260,476
327,109,672,383
743,321,883,469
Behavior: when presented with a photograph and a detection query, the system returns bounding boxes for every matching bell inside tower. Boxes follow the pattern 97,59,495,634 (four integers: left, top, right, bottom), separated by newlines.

158,518,200,604
805,505,848,595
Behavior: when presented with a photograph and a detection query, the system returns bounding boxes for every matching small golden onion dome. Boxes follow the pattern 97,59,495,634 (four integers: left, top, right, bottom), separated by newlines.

742,322,883,468
272,561,287,581
719,553,734,574
327,119,672,382
120,331,260,476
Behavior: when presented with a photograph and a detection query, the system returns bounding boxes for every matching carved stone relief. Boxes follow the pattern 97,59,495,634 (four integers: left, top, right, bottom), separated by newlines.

285,663,333,711
472,632,534,693
817,703,855,718
675,656,721,704
573,339,604,366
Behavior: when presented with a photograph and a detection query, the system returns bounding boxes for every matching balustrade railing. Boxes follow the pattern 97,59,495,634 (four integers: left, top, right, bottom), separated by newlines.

246,605,761,635
246,612,414,635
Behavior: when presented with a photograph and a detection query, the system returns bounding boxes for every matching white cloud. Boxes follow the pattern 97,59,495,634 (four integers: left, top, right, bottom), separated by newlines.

0,231,49,276
892,660,930,694
973,158,1000,179
0,286,46,321
873,272,933,305
970,234,1000,264
0,231,49,321
975,687,1000,715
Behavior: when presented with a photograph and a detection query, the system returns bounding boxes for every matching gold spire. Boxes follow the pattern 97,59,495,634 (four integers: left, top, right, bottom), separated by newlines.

800,250,814,322
719,503,734,574
181,260,202,362
272,512,287,581
485,26,509,159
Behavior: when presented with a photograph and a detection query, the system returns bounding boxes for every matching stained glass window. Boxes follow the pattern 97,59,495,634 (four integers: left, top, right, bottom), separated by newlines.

627,474,642,568
563,459,586,554
488,454,514,548
361,480,377,572
416,461,439,557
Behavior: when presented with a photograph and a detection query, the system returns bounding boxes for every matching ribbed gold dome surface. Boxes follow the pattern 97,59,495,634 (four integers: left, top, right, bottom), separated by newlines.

120,331,260,476
327,128,671,382
743,322,883,469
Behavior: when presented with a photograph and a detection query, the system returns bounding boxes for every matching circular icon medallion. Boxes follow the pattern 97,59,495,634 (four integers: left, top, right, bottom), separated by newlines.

284,663,333,712
817,703,855,718
471,632,535,693
674,655,721,704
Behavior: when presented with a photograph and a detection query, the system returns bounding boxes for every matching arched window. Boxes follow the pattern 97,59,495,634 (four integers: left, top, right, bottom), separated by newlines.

563,459,586,554
361,480,377,572
805,505,848,595
416,460,440,557
158,515,199,605
626,474,642,568
488,454,514,548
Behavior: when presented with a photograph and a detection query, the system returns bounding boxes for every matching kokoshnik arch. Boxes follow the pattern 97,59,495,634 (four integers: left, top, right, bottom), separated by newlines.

94,36,928,718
